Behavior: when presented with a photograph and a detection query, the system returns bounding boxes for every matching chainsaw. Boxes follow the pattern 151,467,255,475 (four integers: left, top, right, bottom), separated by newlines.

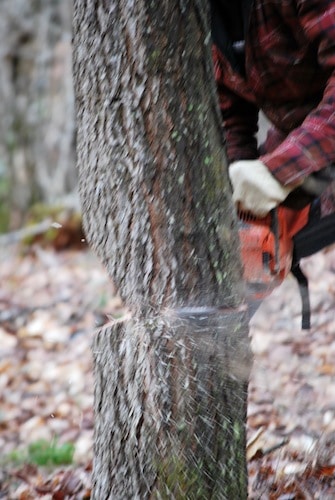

239,202,335,329
173,199,335,332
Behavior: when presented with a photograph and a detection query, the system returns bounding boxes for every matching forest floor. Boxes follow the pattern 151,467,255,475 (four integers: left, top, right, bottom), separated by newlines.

1,238,335,499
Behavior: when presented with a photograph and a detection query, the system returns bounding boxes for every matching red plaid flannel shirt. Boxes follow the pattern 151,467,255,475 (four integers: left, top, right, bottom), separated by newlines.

213,0,335,214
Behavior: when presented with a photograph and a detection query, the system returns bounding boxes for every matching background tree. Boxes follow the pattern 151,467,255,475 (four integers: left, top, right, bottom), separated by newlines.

73,0,252,497
0,0,77,227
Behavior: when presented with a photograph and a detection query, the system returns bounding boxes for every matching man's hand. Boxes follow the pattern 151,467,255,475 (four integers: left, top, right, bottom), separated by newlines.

229,159,296,217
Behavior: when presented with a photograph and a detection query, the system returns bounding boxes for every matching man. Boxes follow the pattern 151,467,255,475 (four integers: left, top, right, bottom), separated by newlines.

210,0,335,218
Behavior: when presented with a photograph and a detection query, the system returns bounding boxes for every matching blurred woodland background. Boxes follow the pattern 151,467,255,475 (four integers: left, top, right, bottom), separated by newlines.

0,0,76,231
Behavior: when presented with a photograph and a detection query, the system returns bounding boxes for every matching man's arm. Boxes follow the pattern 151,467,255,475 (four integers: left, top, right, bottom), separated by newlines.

261,0,335,187
212,45,259,162
212,44,297,216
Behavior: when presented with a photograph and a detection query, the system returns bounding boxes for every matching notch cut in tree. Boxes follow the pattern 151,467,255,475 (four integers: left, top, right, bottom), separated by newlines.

73,1,252,498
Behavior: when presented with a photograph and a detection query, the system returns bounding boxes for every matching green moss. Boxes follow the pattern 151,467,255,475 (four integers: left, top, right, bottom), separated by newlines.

150,49,160,60
171,130,182,142
0,205,10,233
155,455,207,499
27,202,67,221
204,156,213,165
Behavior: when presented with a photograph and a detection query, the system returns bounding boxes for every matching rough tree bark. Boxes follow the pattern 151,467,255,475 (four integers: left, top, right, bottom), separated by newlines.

73,1,252,498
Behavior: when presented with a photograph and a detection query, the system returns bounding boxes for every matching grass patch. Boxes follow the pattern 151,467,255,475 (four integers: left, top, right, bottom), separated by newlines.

5,439,75,467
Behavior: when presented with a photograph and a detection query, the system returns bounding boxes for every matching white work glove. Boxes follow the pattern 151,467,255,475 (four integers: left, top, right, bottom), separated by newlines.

229,159,295,217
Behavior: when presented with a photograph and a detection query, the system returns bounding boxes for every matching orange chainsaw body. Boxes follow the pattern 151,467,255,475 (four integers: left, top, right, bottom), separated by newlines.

239,205,310,299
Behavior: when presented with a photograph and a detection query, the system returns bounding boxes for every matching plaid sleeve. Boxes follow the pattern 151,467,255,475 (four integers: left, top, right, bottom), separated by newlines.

261,0,335,186
212,46,259,163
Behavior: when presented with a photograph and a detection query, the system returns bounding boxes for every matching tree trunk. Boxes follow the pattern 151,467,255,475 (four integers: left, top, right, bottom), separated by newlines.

73,1,252,498
0,0,77,226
